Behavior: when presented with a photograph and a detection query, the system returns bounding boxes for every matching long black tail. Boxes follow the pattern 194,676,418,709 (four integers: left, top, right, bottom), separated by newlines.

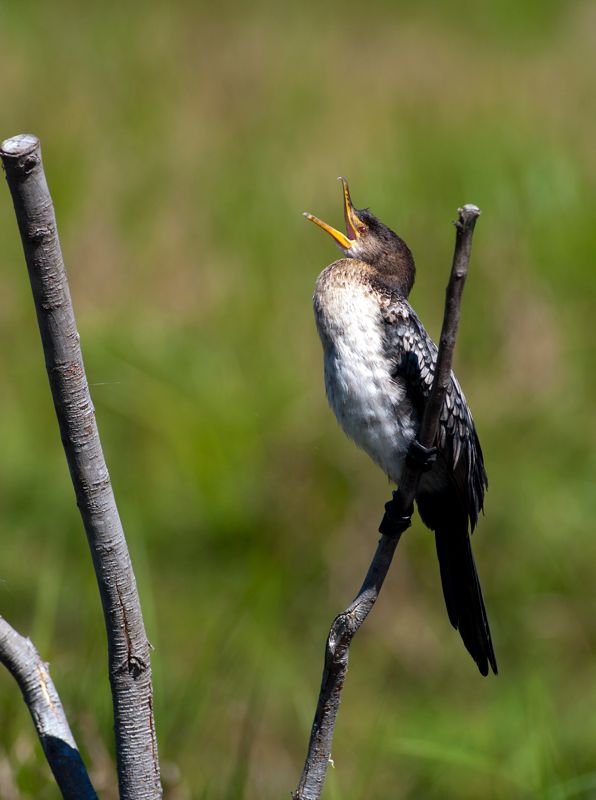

434,526,497,676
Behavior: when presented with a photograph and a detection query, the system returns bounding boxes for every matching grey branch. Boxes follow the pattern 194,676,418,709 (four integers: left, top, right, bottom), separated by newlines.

0,616,97,800
292,204,481,800
1,134,162,799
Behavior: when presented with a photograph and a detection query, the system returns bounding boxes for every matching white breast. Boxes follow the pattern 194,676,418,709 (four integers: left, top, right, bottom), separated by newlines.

314,266,417,483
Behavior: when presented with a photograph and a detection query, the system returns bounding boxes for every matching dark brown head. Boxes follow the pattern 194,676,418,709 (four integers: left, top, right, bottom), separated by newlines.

304,178,416,297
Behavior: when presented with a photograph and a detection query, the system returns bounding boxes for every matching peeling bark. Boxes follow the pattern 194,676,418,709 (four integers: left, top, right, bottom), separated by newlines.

1,133,161,799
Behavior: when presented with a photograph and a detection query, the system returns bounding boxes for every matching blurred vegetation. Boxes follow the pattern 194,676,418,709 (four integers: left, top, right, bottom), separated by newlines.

0,0,595,797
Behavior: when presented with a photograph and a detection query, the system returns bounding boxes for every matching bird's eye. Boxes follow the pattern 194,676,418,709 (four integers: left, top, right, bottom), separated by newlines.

359,226,367,234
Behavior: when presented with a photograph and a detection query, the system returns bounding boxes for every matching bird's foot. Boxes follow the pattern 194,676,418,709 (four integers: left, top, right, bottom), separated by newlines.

406,439,438,472
379,492,412,538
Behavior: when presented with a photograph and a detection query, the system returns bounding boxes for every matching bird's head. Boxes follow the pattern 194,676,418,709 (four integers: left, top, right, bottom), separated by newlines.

304,178,415,296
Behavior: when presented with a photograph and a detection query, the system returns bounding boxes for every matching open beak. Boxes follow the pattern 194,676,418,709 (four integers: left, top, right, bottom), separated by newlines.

304,177,364,250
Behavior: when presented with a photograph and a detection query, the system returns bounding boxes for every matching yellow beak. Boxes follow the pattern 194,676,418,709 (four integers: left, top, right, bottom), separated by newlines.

304,177,364,249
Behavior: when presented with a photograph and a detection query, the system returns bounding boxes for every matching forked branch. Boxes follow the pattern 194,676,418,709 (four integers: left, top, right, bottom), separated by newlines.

292,204,481,800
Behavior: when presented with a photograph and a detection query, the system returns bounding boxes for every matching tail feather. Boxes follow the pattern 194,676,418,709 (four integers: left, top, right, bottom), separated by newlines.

435,527,497,676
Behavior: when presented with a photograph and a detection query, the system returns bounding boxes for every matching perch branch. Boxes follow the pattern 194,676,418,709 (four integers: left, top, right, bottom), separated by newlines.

1,133,161,799
292,204,481,800
0,616,97,799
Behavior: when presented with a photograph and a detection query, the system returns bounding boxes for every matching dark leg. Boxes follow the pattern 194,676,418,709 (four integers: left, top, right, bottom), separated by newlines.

379,439,438,537
379,492,412,537
406,439,438,471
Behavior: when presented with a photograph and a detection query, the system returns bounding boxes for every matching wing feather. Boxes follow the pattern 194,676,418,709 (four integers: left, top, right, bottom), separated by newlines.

381,297,488,530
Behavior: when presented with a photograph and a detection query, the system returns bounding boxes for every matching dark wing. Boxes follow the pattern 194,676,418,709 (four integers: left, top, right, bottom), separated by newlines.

382,298,496,675
381,298,488,530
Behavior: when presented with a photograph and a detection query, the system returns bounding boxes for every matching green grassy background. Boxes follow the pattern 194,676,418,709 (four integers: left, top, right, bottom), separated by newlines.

0,1,595,797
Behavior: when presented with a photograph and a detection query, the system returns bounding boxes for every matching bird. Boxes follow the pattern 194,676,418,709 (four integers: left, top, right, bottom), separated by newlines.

304,178,497,676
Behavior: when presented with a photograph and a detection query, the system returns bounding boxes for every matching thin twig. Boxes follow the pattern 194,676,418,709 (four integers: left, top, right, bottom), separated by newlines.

292,204,481,800
0,133,161,799
0,616,97,800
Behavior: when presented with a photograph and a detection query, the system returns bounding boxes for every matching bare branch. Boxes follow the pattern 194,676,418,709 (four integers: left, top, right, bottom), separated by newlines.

0,616,97,800
0,133,161,799
293,204,481,800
